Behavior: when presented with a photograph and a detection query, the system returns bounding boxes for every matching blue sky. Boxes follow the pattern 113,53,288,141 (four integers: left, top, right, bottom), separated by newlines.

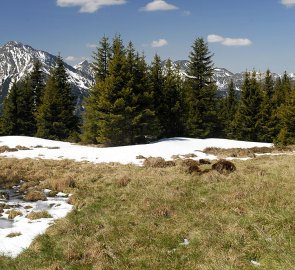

0,0,295,73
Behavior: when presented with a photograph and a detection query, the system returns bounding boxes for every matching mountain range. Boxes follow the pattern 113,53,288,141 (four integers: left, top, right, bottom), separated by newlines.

0,41,94,111
1,41,295,111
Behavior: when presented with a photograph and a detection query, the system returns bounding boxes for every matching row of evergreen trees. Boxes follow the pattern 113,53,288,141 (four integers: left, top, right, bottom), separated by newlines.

0,57,79,140
222,70,295,145
82,35,221,145
0,35,294,145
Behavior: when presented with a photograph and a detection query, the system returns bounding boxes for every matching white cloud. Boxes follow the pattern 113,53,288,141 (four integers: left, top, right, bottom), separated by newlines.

207,34,252,46
56,0,126,13
151,39,168,48
86,43,97,48
207,34,224,43
65,56,87,62
141,0,178,12
281,0,295,7
222,38,252,46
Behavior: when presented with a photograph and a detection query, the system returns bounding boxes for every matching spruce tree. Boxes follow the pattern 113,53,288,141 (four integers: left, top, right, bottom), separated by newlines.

15,77,35,135
232,72,263,141
150,54,164,136
94,35,129,145
1,77,36,136
275,91,295,145
30,60,45,112
83,36,159,145
159,59,185,137
256,70,275,142
92,36,111,82
185,37,218,138
0,82,19,135
223,79,238,138
36,56,79,140
131,53,159,143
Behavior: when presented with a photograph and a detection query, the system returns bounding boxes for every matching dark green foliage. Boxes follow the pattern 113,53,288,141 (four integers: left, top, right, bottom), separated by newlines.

232,72,263,141
0,82,19,135
187,37,214,89
0,61,44,136
1,79,35,136
83,36,159,146
221,79,238,138
159,59,185,137
30,60,45,111
36,56,79,140
275,85,295,145
185,37,218,138
91,36,111,82
256,70,275,142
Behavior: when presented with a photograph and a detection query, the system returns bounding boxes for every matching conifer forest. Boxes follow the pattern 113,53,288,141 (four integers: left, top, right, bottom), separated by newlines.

1,35,294,146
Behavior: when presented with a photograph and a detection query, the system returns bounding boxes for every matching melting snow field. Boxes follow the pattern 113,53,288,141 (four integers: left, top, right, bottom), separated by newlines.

0,136,273,165
0,136,274,258
0,188,72,257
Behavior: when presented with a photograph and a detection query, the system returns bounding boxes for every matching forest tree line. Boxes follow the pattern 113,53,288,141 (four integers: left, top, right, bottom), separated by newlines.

0,35,294,146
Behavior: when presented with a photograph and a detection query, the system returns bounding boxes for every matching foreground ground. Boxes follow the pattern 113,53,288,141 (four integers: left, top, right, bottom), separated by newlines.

0,154,294,270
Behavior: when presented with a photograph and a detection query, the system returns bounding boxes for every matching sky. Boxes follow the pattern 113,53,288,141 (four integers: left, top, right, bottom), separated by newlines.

0,0,295,73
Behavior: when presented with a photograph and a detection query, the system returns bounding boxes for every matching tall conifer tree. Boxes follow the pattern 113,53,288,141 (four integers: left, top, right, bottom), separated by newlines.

256,69,275,142
185,37,218,138
36,56,79,140
92,36,112,82
232,72,263,141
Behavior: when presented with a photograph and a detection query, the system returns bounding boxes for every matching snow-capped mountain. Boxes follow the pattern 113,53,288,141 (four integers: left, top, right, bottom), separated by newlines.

0,41,294,112
161,60,293,95
0,41,94,111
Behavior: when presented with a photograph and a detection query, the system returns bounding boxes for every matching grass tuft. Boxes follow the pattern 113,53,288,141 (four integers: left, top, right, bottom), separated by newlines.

26,211,52,220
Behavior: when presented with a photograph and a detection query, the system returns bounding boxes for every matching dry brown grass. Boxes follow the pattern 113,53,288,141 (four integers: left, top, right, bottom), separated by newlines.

212,159,236,174
26,211,52,220
6,232,22,238
0,156,294,269
7,209,23,219
143,157,176,168
15,145,31,151
0,146,18,153
203,145,295,159
19,181,39,192
116,176,130,187
23,190,47,202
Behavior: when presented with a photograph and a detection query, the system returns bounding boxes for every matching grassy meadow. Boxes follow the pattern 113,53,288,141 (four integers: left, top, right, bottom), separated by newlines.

0,154,294,270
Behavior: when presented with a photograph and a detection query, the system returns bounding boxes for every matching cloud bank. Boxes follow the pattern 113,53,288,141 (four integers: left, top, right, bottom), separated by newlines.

207,34,252,46
151,39,168,48
141,0,178,12
281,0,295,7
56,0,126,13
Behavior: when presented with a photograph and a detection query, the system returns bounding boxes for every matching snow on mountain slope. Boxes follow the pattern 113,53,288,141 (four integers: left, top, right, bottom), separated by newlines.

162,60,293,93
0,41,93,110
0,136,273,165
